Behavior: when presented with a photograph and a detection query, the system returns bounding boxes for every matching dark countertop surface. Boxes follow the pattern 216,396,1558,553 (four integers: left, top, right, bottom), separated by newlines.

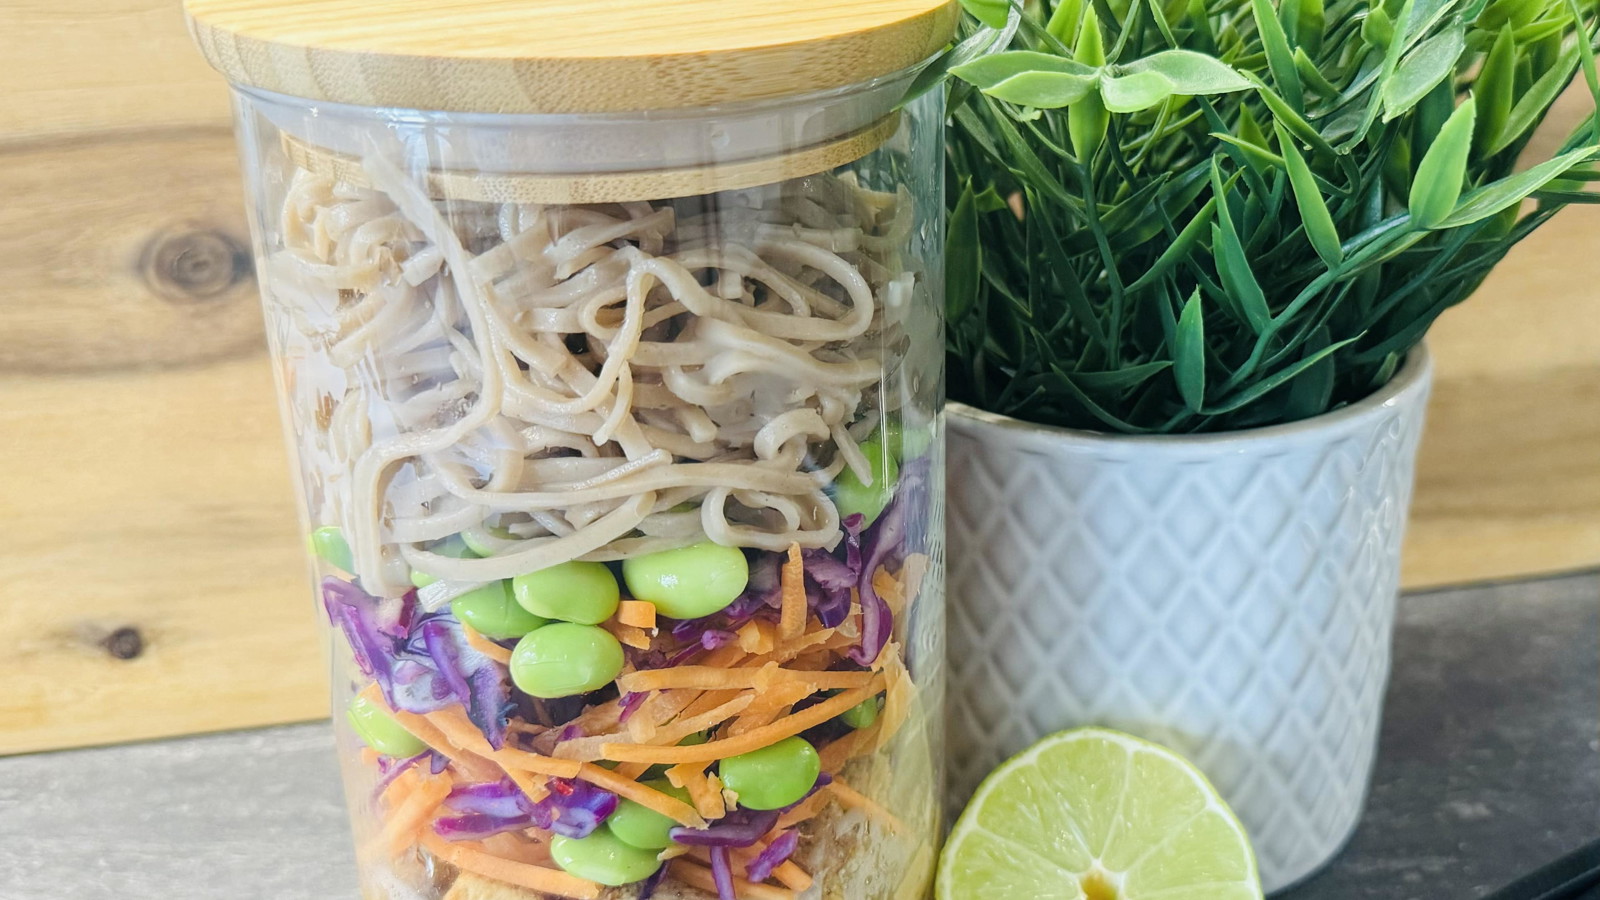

1,573,1594,899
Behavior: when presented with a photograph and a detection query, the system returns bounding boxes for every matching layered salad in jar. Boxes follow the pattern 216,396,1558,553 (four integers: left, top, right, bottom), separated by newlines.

268,146,943,900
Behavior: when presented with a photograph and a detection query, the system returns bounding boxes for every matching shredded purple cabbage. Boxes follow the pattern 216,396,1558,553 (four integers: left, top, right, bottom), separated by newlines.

710,846,737,900
850,457,929,665
745,829,799,884
434,776,617,841
669,807,781,848
619,691,647,724
429,750,450,775
373,751,427,797
323,578,512,750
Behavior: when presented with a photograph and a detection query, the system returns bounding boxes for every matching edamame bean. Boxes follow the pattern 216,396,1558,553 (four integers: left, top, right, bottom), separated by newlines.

409,536,475,588
841,695,883,730
513,561,620,625
718,736,821,811
460,524,517,558
510,624,624,699
550,830,663,886
832,439,898,526
882,418,935,461
451,583,547,640
607,779,692,850
309,526,354,574
346,695,426,758
621,542,749,620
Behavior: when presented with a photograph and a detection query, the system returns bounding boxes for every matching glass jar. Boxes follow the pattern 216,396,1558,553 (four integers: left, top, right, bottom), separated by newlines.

188,2,955,898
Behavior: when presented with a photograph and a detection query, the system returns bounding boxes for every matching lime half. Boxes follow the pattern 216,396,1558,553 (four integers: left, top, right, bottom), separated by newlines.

937,728,1262,900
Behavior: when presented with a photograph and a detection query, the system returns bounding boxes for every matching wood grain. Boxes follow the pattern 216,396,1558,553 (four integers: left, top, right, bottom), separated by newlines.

0,1,231,139
0,128,264,374
0,357,320,755
185,0,960,114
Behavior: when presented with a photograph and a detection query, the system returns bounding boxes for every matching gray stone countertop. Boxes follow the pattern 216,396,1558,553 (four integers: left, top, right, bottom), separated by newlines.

1,574,1594,900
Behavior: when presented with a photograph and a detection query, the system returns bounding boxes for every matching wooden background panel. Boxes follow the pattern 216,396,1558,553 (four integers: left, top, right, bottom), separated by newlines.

1,1,231,138
0,2,1595,754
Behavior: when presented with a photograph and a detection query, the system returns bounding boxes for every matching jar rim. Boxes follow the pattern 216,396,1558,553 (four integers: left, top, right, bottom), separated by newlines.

185,0,960,116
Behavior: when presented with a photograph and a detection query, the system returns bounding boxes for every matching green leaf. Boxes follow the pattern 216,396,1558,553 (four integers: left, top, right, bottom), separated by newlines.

1279,125,1343,266
1283,326,1337,420
952,50,1097,87
1212,132,1287,170
902,9,1021,107
1363,7,1396,48
1250,75,1337,156
1125,196,1218,293
1382,26,1466,120
1409,98,1476,228
1474,25,1518,155
982,70,1099,107
1293,46,1343,96
960,0,1013,28
1204,336,1360,414
1069,6,1110,159
1252,0,1305,111
1210,161,1273,333
1101,71,1177,112
1174,290,1208,412
1120,50,1254,93
1072,360,1176,391
1490,39,1581,153
1046,0,1083,43
947,184,982,325
1439,144,1600,226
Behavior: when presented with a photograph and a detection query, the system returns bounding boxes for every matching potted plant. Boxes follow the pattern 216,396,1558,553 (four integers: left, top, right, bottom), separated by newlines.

933,0,1600,889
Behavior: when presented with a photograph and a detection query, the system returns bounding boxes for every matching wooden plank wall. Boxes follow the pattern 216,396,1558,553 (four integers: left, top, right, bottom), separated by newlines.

2,3,1596,755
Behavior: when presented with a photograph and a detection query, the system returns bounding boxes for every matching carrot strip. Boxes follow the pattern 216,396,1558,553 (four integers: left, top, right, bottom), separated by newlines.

378,696,501,783
501,766,552,804
618,665,874,693
576,762,707,828
599,676,885,764
727,682,812,737
615,761,651,780
422,833,602,900
675,688,746,721
780,543,807,641
773,861,814,892
461,626,513,665
616,600,657,629
669,860,796,900
427,706,584,779
380,774,451,857
828,779,904,833
737,619,778,654
873,567,906,618
607,621,654,650
873,651,914,752
817,721,879,772
684,768,727,820
774,788,831,830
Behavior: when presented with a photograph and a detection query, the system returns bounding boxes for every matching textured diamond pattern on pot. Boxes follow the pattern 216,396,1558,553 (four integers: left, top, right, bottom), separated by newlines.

945,383,1429,892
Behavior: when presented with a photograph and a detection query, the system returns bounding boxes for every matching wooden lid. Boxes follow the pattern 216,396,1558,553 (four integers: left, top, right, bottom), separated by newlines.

184,0,960,115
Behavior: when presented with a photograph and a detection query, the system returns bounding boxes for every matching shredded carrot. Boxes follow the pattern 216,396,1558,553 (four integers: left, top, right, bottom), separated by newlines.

676,688,745,721
461,626,513,665
727,682,812,736
607,622,654,650
737,619,778,654
669,859,797,900
773,861,814,892
380,774,451,857
614,761,651,780
653,693,753,745
422,833,602,900
600,676,885,764
873,567,906,618
575,762,707,828
828,778,904,833
769,626,836,663
683,767,727,820
377,694,501,783
873,649,914,752
775,787,831,830
899,553,930,608
780,543,807,641
817,721,880,772
617,600,658,629
426,706,584,779
360,747,380,768
501,766,551,804
618,665,874,694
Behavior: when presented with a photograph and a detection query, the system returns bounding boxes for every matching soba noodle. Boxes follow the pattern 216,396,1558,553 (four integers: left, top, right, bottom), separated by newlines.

270,152,910,601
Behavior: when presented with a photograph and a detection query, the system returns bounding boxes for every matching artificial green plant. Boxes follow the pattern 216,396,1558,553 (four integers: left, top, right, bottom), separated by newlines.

933,0,1600,432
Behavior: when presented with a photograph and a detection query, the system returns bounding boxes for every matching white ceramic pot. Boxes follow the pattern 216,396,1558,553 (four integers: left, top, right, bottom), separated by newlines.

945,347,1433,893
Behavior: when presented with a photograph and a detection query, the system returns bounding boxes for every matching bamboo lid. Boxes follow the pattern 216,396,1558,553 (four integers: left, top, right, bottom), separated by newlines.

184,0,960,115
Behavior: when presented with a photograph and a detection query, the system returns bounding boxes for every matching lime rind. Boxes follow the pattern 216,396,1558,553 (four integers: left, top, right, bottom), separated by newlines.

936,728,1262,900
